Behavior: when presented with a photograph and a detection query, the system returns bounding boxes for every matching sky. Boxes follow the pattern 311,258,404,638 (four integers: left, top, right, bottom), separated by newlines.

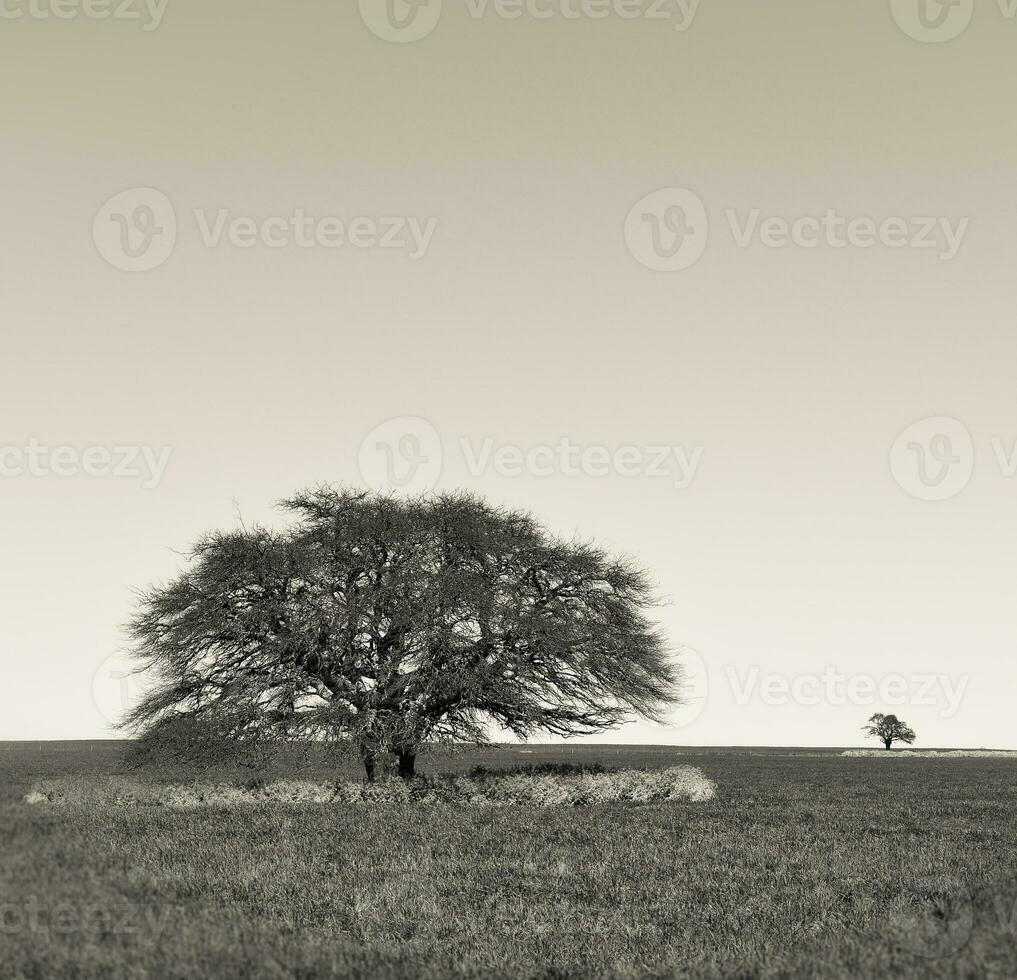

2,0,1016,748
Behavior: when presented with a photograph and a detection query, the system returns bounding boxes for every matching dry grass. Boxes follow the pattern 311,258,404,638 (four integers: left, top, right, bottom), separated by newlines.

24,764,717,807
5,744,1017,980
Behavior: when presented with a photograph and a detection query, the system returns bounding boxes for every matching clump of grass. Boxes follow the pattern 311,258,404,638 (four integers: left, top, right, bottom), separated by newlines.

443,765,715,805
22,778,336,807
24,765,716,808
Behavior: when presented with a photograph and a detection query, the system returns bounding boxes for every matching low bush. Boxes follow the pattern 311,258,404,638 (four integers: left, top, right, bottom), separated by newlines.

24,765,716,808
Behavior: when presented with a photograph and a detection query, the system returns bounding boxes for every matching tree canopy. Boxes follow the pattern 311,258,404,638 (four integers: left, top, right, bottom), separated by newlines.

125,488,682,778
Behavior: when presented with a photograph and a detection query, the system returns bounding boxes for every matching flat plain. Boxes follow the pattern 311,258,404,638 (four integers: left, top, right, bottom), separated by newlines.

2,742,1016,979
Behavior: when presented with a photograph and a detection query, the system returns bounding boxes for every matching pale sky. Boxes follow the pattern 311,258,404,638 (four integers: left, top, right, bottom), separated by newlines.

2,1,1016,747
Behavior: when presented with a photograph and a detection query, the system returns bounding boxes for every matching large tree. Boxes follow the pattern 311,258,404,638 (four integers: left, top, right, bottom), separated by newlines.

125,489,682,779
862,712,917,751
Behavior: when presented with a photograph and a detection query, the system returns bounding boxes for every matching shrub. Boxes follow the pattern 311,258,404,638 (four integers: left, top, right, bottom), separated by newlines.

24,766,716,808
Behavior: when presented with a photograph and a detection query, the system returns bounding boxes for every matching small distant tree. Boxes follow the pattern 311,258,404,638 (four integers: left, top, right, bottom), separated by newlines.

124,488,683,780
862,712,917,751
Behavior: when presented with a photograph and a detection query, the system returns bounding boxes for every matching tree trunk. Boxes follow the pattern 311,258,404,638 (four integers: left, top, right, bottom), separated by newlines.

883,738,892,750
360,744,377,782
396,749,416,780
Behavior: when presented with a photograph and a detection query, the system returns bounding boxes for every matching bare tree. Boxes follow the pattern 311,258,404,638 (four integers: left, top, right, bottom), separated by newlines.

862,712,917,751
124,488,683,779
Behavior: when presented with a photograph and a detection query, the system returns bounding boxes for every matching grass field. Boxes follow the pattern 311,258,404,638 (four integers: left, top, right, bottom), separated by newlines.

3,742,1017,979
